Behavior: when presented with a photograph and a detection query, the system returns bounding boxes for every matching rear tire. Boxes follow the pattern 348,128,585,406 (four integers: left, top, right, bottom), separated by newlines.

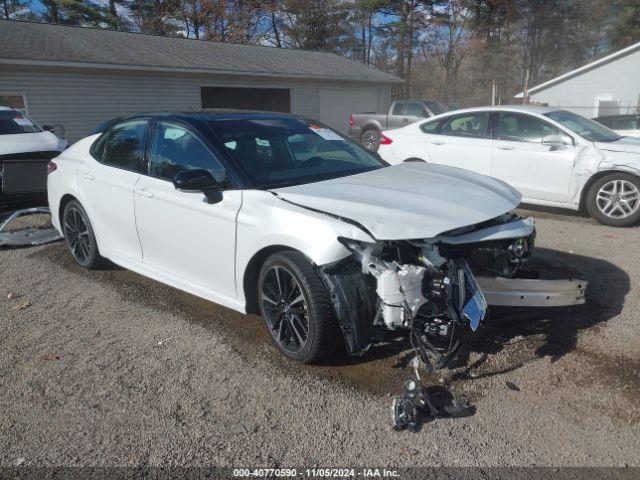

360,128,381,151
62,200,105,269
258,251,339,363
586,173,640,227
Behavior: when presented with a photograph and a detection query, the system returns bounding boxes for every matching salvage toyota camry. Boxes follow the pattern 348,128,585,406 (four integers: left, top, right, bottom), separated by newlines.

47,112,585,367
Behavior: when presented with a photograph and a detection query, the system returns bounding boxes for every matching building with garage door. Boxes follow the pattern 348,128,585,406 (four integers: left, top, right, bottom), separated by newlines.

515,40,640,118
0,19,401,143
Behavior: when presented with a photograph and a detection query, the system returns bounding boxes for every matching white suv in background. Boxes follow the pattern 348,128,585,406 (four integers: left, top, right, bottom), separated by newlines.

378,105,640,227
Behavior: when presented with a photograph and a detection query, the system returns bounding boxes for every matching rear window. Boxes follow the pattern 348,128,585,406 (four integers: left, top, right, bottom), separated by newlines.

0,111,42,135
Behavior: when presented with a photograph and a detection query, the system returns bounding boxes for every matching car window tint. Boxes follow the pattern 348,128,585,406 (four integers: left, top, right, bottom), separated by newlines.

609,117,637,130
498,113,558,142
392,103,405,115
440,113,490,138
149,121,225,182
420,120,440,134
94,119,147,170
210,118,383,186
406,103,427,117
0,111,43,135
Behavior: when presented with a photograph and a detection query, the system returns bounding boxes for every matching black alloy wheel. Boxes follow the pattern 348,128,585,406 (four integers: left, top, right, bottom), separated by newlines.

62,200,104,269
258,251,339,363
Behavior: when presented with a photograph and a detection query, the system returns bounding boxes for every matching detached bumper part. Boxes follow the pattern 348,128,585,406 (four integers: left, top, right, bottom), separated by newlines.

476,277,587,307
0,207,62,247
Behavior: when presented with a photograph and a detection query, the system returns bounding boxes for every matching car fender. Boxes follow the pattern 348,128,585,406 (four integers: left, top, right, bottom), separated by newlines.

570,144,640,206
47,135,98,233
236,190,375,308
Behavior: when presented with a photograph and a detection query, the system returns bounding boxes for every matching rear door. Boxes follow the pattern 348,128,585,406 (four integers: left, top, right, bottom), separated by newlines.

425,111,493,175
491,111,577,202
133,120,241,297
79,119,148,261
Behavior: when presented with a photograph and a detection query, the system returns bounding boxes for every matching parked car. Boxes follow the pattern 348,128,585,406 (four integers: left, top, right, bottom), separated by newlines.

594,114,640,137
47,111,584,367
377,105,640,227
349,100,448,151
0,106,67,210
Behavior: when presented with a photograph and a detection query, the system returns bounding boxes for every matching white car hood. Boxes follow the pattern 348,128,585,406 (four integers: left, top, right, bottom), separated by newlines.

595,137,640,154
0,131,66,155
271,163,522,240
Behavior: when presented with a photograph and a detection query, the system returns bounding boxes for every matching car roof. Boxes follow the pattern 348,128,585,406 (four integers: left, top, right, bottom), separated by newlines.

91,110,308,134
441,105,558,116
0,106,15,111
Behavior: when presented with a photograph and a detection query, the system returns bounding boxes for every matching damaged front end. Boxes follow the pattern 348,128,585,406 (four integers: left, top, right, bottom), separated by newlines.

318,213,586,369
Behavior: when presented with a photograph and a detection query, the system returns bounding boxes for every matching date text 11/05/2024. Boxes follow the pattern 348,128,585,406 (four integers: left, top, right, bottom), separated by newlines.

233,468,400,477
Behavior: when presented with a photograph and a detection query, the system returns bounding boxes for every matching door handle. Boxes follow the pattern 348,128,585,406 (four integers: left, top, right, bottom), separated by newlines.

403,118,409,122
134,187,153,198
497,145,515,150
430,140,445,145
79,169,94,180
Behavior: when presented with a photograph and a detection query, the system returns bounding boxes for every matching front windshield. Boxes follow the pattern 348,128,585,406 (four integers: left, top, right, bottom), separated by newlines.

545,110,621,143
0,110,43,135
209,117,386,188
424,101,448,115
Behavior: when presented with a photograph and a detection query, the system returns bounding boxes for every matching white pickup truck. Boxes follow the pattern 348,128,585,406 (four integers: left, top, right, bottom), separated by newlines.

349,99,448,150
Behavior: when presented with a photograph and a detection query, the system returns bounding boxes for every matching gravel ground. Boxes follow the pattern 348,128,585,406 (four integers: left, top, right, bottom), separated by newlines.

1,207,639,468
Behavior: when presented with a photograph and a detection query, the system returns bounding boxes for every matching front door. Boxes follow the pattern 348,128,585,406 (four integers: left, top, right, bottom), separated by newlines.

491,112,577,202
133,120,241,298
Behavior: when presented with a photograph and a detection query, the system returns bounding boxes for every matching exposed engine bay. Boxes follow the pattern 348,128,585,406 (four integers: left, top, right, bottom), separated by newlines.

318,213,586,430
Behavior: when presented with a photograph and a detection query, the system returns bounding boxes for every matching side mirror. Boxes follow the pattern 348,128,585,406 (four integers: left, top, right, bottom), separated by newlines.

43,124,66,138
542,134,573,148
173,169,222,204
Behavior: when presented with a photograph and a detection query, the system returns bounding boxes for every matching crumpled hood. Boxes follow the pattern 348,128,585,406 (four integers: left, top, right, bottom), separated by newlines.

0,131,66,156
271,163,522,240
596,137,640,155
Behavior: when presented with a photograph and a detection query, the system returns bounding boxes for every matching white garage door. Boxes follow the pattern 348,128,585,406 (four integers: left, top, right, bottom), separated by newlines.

319,88,381,133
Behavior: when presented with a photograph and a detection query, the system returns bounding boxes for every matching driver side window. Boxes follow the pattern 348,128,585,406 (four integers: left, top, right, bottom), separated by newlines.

498,112,558,142
149,121,225,182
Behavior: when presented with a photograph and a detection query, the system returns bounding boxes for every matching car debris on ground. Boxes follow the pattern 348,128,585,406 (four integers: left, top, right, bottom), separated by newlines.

0,207,62,248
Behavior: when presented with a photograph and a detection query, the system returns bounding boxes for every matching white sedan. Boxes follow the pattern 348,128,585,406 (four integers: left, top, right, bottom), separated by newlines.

47,112,584,366
378,105,640,227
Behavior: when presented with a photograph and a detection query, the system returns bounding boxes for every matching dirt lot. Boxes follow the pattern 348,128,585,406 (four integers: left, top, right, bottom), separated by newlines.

1,207,639,468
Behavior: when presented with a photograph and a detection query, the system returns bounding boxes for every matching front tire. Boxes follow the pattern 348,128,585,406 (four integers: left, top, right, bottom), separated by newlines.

359,128,381,151
586,173,640,227
258,251,339,363
62,200,105,269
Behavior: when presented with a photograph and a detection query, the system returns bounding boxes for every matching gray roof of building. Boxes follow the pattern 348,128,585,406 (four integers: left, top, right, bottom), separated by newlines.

516,40,640,97
0,19,402,83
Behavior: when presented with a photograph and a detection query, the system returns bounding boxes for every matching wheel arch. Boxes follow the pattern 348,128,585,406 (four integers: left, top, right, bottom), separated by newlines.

361,121,382,133
58,193,79,225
